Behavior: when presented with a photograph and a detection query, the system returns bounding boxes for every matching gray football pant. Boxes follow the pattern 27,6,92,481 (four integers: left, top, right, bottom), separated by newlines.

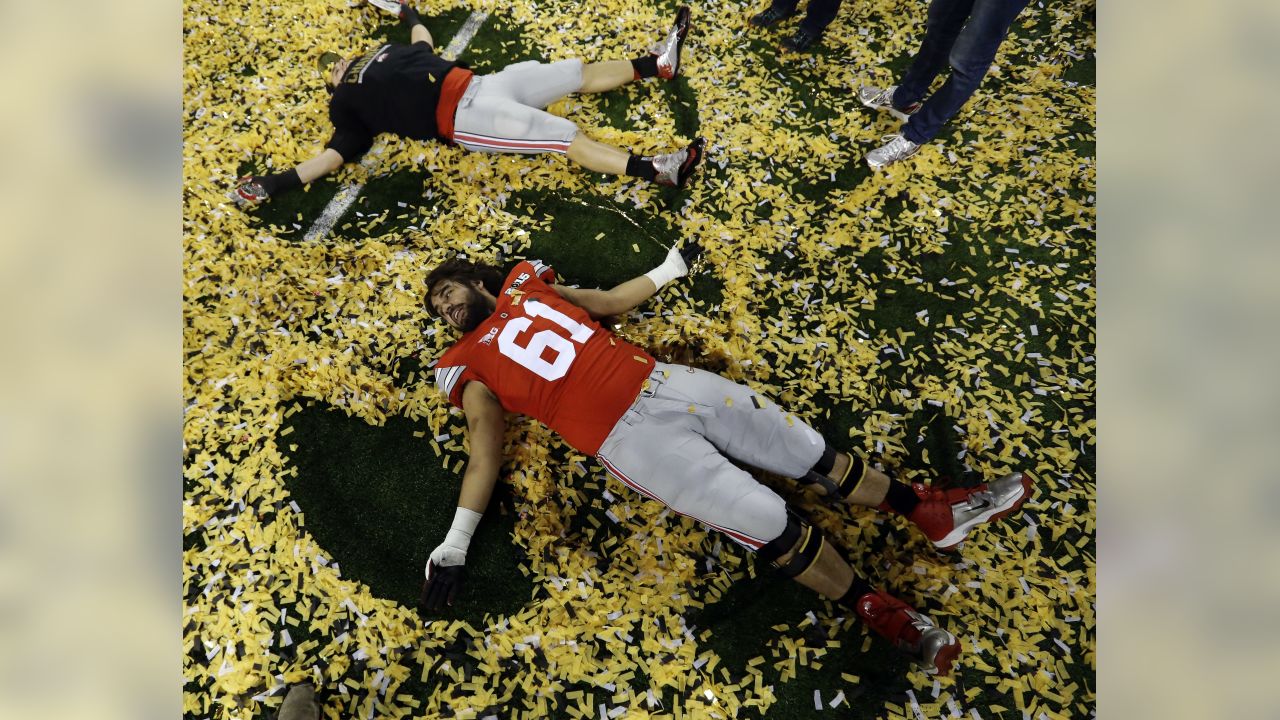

595,362,826,550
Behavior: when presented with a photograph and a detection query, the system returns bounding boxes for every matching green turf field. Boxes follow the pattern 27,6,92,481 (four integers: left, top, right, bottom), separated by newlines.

184,0,1095,717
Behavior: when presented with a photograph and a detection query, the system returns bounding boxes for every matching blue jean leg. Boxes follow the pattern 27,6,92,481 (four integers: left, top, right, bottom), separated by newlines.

902,0,1030,144
799,0,845,35
892,0,976,109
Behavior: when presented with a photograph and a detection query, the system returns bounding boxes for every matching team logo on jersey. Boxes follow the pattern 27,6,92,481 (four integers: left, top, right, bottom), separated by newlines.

344,45,390,84
477,326,498,345
507,272,532,293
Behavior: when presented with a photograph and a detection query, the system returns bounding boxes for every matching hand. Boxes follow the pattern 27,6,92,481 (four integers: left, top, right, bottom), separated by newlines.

232,176,269,207
419,561,465,612
418,541,467,612
676,240,704,274
644,240,703,291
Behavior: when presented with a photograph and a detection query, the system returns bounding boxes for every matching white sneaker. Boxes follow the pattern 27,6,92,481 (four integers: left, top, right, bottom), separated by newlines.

856,85,921,122
865,134,920,169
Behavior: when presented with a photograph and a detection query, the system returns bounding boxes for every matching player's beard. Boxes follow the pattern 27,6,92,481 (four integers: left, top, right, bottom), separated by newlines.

456,290,495,333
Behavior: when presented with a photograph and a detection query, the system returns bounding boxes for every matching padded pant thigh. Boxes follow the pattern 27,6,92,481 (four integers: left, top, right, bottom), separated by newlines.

486,58,584,109
453,96,578,154
597,414,789,550
658,365,826,479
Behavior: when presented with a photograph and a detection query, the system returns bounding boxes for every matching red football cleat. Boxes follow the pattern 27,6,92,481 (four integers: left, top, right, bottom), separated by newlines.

853,590,961,675
908,472,1034,550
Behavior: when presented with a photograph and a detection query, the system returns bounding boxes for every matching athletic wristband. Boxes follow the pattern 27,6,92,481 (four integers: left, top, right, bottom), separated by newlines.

643,247,689,290
442,507,482,551
260,168,302,195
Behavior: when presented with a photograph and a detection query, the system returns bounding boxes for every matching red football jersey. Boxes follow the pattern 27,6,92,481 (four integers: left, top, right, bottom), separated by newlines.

433,260,656,455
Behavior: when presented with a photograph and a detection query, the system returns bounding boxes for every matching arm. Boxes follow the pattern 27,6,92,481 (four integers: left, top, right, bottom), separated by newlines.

419,380,506,611
553,278,658,320
232,148,347,206
401,4,434,48
551,241,703,319
455,380,506,513
411,24,434,48
295,148,346,184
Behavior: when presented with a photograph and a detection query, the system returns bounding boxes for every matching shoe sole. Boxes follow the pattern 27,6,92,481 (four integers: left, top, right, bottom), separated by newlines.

858,101,916,123
675,137,706,188
780,36,818,52
660,6,692,80
932,472,1034,550
865,148,919,170
856,90,919,122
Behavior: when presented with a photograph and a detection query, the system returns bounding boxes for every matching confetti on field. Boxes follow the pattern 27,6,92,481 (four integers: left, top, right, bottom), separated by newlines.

183,0,1095,718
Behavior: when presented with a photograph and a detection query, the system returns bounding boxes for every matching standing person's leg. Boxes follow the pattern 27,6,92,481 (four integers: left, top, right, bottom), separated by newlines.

892,0,978,109
750,0,802,29
902,0,1030,144
783,0,842,49
799,0,842,35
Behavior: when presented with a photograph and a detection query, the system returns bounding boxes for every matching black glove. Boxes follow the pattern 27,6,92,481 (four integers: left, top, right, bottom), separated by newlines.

400,3,423,28
232,169,301,206
678,240,704,270
419,561,465,613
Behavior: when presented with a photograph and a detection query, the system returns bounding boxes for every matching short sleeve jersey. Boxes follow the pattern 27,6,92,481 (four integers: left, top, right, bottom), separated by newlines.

433,261,656,456
326,43,461,161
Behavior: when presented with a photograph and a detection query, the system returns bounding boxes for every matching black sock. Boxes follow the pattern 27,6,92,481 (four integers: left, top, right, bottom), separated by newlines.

626,155,657,180
630,55,659,79
882,481,920,517
836,576,876,608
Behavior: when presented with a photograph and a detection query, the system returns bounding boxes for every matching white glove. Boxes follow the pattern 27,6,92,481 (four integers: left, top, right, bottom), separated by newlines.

424,507,481,578
643,243,696,291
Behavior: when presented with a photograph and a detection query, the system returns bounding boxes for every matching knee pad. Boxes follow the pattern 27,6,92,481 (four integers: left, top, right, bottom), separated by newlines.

757,510,827,579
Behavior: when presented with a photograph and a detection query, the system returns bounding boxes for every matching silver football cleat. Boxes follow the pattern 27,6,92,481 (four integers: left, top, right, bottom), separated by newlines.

854,591,961,675
913,618,962,675
650,5,691,80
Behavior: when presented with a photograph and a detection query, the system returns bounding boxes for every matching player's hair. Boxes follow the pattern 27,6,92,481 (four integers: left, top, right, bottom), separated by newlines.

423,259,506,317
318,51,343,91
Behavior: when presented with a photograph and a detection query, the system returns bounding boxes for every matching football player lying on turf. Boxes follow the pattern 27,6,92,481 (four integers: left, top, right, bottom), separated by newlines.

417,247,1034,676
233,2,705,206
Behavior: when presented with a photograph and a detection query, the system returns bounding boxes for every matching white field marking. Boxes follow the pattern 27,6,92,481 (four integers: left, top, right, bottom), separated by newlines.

303,11,490,243
440,11,489,60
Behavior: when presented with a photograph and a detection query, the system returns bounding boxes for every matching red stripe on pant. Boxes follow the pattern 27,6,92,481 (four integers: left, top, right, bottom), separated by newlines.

598,456,768,550
453,132,571,154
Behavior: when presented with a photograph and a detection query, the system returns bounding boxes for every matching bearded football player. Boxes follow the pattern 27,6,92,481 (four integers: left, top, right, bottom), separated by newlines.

233,3,704,206
418,248,1033,675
